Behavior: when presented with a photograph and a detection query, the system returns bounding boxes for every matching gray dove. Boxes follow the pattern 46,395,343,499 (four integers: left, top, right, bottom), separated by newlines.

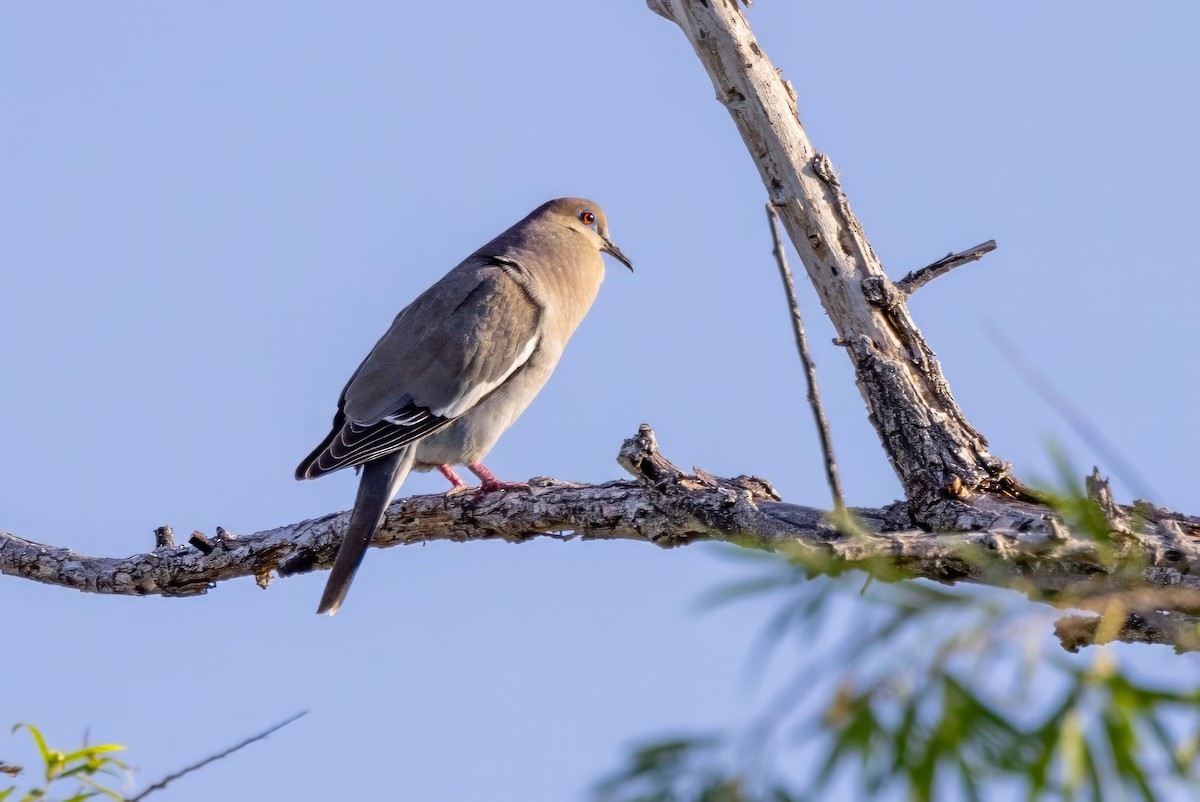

296,197,632,615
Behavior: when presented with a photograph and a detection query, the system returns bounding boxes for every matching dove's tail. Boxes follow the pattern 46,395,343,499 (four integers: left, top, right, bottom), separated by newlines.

317,446,415,615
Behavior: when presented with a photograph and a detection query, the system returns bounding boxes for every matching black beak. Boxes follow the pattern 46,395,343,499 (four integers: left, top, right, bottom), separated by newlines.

601,237,633,272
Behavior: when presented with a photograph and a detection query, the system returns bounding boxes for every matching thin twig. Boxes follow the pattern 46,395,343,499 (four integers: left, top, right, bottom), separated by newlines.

766,203,845,512
128,711,307,801
896,240,997,295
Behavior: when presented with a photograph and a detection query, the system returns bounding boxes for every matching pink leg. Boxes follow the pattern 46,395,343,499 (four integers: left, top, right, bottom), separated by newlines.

438,464,468,489
467,462,527,494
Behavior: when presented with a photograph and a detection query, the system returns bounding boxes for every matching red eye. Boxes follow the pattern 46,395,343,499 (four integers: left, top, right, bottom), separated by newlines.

579,210,596,226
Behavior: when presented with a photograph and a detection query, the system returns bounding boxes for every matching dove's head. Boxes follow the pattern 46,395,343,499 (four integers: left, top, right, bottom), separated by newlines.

536,197,633,272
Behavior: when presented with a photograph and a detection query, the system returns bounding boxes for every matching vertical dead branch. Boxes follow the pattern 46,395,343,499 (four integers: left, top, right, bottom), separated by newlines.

766,204,845,512
651,0,1016,511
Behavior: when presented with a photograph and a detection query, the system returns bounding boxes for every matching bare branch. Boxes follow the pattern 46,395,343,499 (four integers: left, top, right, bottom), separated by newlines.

650,0,1013,509
766,203,845,512
4,426,1200,651
128,711,307,801
896,240,997,295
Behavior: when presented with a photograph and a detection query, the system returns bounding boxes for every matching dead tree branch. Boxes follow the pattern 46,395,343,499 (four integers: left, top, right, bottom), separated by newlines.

642,0,1200,655
896,240,997,295
651,0,1014,510
766,203,844,512
3,426,1199,652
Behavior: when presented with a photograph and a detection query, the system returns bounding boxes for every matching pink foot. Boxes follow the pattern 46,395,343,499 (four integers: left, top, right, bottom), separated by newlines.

438,464,468,490
467,462,527,494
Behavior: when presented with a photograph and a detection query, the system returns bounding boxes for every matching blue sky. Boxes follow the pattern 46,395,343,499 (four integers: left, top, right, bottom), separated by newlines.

2,3,1199,800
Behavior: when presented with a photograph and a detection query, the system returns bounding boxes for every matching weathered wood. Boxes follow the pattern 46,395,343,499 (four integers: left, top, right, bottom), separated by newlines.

650,0,1014,510
896,240,997,295
3,426,1199,651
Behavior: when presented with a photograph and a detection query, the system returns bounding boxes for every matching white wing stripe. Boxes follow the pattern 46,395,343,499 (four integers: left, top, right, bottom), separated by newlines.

430,335,538,418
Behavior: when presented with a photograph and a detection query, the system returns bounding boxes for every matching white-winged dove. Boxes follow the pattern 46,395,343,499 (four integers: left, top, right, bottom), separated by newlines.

297,198,632,614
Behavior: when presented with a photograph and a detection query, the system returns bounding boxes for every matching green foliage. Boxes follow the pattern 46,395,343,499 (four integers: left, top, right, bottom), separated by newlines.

593,736,795,802
2,725,127,802
594,456,1200,801
808,642,1200,801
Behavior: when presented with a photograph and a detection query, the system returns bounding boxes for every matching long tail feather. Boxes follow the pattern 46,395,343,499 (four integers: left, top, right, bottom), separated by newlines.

317,446,415,615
